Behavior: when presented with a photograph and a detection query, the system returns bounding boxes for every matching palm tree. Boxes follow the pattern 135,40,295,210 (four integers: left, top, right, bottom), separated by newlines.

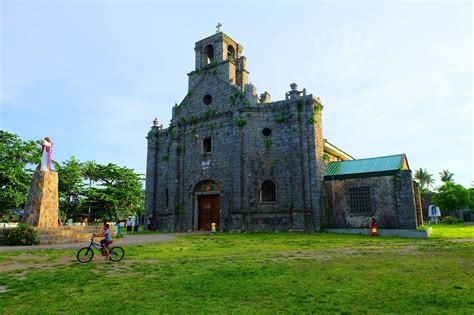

414,168,434,191
82,161,98,220
439,169,454,183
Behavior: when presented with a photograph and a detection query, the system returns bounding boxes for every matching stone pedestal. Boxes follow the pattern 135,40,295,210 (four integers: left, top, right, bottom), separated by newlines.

22,170,59,228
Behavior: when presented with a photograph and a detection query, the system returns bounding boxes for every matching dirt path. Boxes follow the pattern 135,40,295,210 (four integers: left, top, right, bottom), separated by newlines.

0,232,207,252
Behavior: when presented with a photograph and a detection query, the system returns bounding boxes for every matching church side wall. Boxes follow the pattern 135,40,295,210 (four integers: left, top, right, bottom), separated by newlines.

323,171,417,229
309,100,324,231
145,128,158,223
146,130,176,231
236,96,322,232
396,170,418,229
239,106,303,231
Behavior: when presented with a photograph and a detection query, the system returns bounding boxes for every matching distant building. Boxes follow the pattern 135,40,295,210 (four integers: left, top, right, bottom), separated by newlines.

145,31,422,232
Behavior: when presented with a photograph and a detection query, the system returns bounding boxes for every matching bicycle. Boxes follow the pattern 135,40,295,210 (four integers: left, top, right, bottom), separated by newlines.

76,237,125,263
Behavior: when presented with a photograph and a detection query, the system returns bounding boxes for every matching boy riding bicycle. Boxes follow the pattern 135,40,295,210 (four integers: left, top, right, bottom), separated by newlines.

93,223,113,257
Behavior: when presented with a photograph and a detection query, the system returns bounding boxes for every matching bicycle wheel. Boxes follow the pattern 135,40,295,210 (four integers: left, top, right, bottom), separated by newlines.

77,247,94,263
108,246,125,262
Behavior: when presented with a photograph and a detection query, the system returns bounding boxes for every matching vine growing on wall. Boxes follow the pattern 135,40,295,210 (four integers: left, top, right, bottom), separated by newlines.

178,117,187,126
275,114,286,123
234,116,247,127
297,101,304,113
190,115,199,124
264,139,273,150
230,92,251,107
308,103,322,124
203,108,216,119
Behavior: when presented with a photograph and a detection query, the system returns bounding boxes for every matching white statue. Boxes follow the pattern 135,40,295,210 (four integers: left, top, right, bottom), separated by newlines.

428,205,441,224
40,137,53,171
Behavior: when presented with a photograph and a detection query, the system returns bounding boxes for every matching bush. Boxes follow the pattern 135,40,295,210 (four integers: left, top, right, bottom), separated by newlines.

442,216,463,225
3,224,39,245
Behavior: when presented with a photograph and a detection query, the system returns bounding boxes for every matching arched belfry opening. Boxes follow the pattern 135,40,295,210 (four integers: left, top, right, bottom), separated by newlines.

227,45,236,62
203,44,214,65
193,180,220,231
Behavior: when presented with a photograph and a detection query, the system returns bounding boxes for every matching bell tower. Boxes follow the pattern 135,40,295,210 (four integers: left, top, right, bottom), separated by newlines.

189,27,249,90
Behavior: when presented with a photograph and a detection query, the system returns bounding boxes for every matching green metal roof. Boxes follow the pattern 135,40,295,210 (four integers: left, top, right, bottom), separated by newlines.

324,154,408,177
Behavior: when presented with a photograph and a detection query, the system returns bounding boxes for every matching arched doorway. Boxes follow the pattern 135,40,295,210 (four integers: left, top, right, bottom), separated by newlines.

194,180,220,231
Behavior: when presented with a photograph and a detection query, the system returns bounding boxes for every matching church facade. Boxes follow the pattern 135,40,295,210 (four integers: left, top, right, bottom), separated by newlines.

145,31,422,232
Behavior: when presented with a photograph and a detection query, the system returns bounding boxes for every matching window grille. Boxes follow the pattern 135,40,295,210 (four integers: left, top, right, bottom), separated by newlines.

349,187,371,213
261,180,276,203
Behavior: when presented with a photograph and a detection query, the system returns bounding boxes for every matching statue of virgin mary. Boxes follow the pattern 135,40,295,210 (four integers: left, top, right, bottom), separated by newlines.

40,137,53,171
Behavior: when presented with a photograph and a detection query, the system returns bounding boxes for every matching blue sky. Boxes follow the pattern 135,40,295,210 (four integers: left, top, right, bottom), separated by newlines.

1,0,472,187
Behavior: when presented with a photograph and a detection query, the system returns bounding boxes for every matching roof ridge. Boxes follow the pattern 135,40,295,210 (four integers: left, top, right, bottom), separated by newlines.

327,153,405,163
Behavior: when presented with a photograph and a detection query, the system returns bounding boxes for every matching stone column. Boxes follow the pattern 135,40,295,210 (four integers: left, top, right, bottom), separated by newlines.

22,170,59,227
396,170,418,229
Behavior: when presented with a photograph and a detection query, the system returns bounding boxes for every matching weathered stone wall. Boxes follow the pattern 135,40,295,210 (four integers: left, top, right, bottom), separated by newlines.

144,31,421,233
22,170,59,228
145,32,328,232
396,170,418,228
323,171,417,229
146,82,324,232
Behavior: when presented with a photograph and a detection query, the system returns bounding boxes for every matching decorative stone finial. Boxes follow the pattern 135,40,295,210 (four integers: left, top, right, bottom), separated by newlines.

286,83,306,100
153,117,160,127
216,22,222,33
260,91,271,104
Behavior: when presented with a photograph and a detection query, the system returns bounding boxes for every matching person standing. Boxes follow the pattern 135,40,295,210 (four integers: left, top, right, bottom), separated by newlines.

133,217,139,233
370,218,379,236
146,217,151,230
126,217,132,233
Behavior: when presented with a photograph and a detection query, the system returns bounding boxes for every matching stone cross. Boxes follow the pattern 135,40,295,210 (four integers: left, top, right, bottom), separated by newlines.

216,22,222,33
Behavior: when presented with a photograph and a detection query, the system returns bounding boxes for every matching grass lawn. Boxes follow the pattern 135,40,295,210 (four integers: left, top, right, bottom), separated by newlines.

0,226,473,314
423,224,474,239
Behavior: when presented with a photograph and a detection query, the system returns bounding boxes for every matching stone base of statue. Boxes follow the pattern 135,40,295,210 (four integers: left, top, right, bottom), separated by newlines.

22,170,59,228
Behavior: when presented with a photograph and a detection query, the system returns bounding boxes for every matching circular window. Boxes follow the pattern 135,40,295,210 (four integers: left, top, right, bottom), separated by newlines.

203,94,212,105
262,127,272,137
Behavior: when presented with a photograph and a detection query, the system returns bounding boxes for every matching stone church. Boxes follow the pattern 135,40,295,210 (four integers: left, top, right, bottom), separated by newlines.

145,30,422,232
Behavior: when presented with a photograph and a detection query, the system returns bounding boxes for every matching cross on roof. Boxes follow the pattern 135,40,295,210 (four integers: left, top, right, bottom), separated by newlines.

216,22,222,33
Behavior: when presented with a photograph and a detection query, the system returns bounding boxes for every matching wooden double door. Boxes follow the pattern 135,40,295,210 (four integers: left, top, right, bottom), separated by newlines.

198,194,220,231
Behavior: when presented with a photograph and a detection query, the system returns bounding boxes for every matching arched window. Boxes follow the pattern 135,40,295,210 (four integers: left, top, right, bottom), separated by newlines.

260,180,276,203
203,44,214,65
227,45,236,62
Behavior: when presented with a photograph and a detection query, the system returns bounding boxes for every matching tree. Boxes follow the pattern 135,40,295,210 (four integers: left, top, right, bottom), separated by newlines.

82,160,98,218
54,156,84,220
0,130,40,212
414,168,434,191
439,169,454,183
431,182,470,213
86,163,144,221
